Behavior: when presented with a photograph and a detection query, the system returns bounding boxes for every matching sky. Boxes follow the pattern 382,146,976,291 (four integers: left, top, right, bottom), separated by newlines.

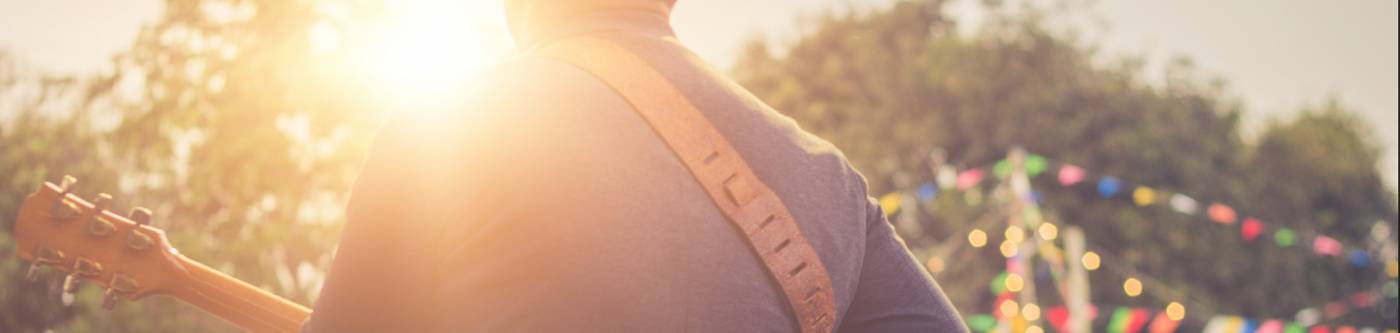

1,0,1396,188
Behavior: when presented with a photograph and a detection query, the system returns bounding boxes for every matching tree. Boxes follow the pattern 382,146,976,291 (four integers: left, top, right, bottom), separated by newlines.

734,0,1397,329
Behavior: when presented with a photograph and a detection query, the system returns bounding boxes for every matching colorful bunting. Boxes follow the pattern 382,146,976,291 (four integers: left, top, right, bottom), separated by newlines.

957,168,986,190
1147,311,1182,333
1208,203,1238,224
1310,326,1333,333
1098,176,1122,198
1058,164,1086,186
917,183,939,200
878,193,903,216
1024,155,1049,176
1204,315,1244,333
1313,235,1344,256
1170,194,1199,215
1275,228,1298,247
1348,250,1370,267
1257,320,1285,333
1241,218,1265,242
937,165,958,189
1133,186,1157,206
965,314,997,332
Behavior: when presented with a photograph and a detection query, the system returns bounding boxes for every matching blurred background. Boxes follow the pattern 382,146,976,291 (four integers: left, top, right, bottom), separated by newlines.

1,0,1396,332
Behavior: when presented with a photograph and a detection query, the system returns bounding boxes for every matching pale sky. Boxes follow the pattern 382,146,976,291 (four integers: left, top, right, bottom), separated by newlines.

2,0,1396,188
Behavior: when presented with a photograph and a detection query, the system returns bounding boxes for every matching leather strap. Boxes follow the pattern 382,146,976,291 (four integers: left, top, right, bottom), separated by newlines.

539,37,836,333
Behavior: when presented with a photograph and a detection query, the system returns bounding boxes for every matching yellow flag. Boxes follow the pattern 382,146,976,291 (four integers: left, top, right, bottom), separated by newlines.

879,193,903,215
1133,186,1156,206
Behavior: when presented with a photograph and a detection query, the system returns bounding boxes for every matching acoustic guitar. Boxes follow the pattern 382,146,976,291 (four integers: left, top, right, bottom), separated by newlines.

11,176,311,332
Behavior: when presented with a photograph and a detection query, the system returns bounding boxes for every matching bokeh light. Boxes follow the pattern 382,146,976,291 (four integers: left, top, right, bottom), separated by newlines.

1165,302,1186,321
1037,223,1058,241
1005,273,1024,292
1082,251,1101,271
1124,277,1143,297
1022,303,1041,321
969,229,988,248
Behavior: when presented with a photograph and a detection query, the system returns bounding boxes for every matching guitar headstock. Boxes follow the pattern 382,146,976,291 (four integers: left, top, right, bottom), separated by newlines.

12,175,189,309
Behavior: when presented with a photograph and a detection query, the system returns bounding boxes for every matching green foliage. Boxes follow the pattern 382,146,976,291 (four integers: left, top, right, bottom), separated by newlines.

2,0,389,331
735,0,1396,328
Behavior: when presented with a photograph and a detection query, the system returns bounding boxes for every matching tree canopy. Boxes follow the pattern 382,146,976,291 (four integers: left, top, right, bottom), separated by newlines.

1,0,1395,331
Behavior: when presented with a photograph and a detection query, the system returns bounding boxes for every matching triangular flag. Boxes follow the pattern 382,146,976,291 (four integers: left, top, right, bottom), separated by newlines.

1257,320,1286,333
1133,186,1157,206
1284,323,1307,333
937,165,958,189
1295,307,1321,326
1025,154,1049,176
1059,164,1086,186
1275,228,1298,247
1335,327,1357,333
1147,311,1182,333
1347,250,1370,267
1170,194,1199,215
1108,307,1133,333
878,193,903,216
1242,319,1259,333
1203,316,1243,333
1309,326,1333,333
994,160,1012,179
1241,218,1264,241
1207,203,1238,224
1047,306,1070,332
1125,308,1151,333
1098,177,1122,198
917,183,939,201
957,169,985,190
1313,235,1343,256
1323,301,1347,318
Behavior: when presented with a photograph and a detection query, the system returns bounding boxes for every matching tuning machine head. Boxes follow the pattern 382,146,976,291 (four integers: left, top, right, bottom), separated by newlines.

50,175,81,220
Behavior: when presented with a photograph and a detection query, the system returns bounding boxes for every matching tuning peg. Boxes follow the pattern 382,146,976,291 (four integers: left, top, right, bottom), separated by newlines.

62,274,83,296
25,263,43,282
101,290,120,310
92,193,113,213
26,246,65,281
129,207,152,226
87,193,117,237
102,274,139,311
50,175,81,220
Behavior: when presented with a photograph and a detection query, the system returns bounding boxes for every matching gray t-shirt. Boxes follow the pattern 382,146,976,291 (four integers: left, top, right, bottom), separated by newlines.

303,9,966,333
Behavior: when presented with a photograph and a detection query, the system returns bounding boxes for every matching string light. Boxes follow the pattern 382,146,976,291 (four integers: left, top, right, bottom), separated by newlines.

1123,277,1143,297
1000,239,1020,258
1082,251,1101,270
1165,302,1186,321
1005,273,1025,292
1026,325,1044,333
1037,223,1058,241
1386,260,1398,278
1022,303,1041,321
969,229,988,248
1005,226,1026,243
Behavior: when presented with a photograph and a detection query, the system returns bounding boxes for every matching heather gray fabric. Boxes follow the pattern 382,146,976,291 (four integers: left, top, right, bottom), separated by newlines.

303,7,966,333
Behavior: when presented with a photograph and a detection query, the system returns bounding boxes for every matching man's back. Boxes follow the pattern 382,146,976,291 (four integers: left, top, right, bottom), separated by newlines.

303,4,965,332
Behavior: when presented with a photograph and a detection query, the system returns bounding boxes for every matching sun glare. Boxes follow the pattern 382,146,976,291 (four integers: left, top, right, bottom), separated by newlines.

320,0,509,103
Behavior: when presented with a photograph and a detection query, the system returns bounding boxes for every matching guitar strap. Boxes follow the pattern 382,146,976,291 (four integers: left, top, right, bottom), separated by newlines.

538,37,836,333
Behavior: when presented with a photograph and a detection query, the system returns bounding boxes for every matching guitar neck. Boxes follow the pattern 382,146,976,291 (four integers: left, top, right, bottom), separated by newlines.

167,255,311,333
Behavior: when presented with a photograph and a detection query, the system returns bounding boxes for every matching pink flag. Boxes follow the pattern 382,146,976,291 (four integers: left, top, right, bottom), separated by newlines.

1058,164,1086,186
957,168,985,190
1313,235,1344,256
1241,218,1264,241
1256,320,1285,333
